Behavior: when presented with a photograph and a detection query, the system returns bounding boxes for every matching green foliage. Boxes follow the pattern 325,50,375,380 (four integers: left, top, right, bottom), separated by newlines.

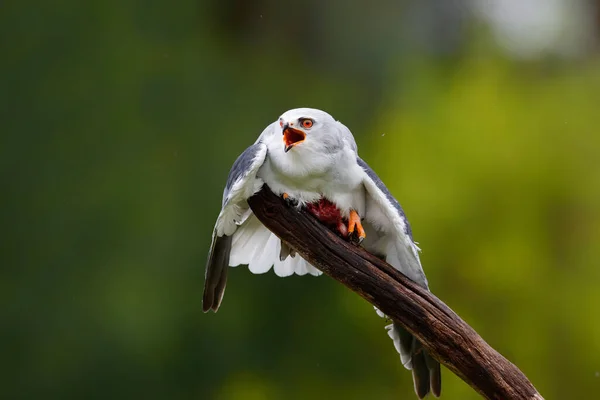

1,1,599,399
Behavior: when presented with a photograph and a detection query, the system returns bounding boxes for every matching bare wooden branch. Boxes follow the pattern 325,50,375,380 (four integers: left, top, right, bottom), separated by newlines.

248,186,544,400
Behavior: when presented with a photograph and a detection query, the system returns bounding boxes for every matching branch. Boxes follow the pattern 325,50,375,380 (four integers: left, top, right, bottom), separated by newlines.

248,186,544,400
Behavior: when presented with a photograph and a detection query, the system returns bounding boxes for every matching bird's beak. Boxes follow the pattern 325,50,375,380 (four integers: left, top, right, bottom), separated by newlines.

282,124,306,153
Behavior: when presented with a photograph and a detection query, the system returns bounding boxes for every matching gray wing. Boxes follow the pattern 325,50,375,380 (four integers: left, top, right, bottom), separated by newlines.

222,143,267,207
358,157,441,398
358,157,415,239
203,141,268,313
357,157,426,286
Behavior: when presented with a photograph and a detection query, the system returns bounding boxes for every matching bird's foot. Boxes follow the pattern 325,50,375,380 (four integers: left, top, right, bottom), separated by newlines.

347,210,366,244
282,192,298,207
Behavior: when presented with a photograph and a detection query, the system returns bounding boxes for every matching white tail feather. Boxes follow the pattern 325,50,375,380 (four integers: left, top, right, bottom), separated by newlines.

230,214,264,266
294,258,322,276
386,323,412,369
229,213,322,277
295,258,309,275
274,251,296,277
305,262,322,276
248,229,276,274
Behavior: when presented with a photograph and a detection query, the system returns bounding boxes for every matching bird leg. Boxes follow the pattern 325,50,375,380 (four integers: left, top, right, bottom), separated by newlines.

347,210,366,244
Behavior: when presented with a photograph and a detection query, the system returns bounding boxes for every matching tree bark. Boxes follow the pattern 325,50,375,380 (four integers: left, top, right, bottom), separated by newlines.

247,186,544,400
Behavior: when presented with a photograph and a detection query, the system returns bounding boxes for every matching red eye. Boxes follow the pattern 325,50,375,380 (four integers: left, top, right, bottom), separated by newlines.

279,120,283,127
302,119,313,129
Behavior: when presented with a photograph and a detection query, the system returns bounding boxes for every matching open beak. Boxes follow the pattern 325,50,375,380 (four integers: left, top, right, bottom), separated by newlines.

282,125,306,153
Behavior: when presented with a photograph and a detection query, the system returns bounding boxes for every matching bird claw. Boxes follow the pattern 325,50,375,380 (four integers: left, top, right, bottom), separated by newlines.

354,234,365,245
282,193,298,207
347,210,366,245
348,231,365,246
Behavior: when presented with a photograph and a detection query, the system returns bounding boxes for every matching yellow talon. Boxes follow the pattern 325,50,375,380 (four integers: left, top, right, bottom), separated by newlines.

348,210,366,241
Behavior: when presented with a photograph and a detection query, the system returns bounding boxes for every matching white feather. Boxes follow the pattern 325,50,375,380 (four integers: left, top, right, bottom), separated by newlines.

386,323,412,369
386,323,402,354
216,143,268,237
361,170,429,289
230,214,263,266
230,216,274,274
374,306,386,319
377,306,412,368
273,252,323,277
248,232,279,274
273,252,296,277
230,213,322,277
294,258,309,275
304,261,322,276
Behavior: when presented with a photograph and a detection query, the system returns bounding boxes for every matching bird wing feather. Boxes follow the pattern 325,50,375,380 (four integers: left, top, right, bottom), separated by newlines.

357,156,428,288
203,125,324,312
358,156,441,398
203,141,269,312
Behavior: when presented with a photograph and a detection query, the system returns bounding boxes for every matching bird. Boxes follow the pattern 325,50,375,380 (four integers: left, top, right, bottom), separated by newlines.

203,108,441,398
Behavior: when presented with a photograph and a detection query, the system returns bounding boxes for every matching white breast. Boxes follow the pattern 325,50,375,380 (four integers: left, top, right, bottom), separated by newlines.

258,144,365,217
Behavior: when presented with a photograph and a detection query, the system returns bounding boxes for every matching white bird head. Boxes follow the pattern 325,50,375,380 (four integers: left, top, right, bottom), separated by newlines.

277,108,343,154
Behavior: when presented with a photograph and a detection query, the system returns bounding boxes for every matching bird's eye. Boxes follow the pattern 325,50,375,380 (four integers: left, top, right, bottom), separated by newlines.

301,119,313,129
279,120,283,128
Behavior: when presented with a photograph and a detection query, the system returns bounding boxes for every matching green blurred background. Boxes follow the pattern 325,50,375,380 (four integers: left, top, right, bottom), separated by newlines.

2,1,600,399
